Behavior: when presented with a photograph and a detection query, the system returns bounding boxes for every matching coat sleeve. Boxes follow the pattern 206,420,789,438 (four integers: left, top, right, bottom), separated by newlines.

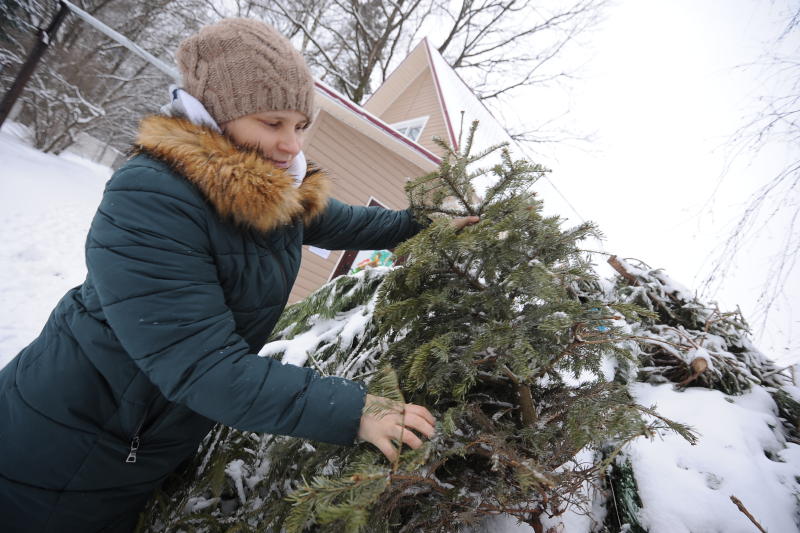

303,198,428,250
85,164,366,446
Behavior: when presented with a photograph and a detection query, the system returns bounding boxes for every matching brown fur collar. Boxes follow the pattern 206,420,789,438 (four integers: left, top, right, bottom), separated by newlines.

133,115,330,232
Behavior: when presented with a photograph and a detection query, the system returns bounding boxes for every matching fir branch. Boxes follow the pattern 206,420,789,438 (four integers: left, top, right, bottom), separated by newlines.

635,404,698,444
284,471,390,533
367,366,406,406
439,167,478,216
442,252,487,291
460,120,479,158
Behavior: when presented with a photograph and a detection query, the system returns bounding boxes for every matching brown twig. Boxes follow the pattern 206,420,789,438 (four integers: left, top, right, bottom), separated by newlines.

473,353,499,365
729,495,767,533
465,437,556,488
608,256,683,323
533,339,581,380
501,365,537,425
390,474,450,495
678,357,709,386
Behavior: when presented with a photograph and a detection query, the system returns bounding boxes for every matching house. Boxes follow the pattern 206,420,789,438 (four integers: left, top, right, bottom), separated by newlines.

292,38,523,303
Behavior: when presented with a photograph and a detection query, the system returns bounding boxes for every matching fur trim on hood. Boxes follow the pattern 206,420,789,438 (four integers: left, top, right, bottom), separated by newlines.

134,115,330,232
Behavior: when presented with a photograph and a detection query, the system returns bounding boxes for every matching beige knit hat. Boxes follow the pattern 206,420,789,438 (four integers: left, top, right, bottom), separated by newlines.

176,18,316,124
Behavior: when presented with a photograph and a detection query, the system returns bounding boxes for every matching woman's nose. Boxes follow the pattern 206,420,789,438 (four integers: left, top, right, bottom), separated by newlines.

277,130,302,156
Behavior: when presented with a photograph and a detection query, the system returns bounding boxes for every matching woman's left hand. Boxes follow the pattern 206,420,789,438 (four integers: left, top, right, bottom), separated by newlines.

452,216,480,231
358,394,436,462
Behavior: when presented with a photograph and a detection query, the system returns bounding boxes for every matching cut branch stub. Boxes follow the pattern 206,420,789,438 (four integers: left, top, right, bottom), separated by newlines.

608,255,640,286
690,357,708,375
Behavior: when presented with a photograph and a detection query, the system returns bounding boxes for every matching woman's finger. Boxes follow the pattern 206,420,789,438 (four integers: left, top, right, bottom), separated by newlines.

452,215,480,231
376,438,398,462
402,411,435,439
395,425,424,450
405,403,436,426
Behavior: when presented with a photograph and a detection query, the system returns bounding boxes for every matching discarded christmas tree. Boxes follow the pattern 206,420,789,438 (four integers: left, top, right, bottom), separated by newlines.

580,257,799,532
605,257,789,396
138,123,694,533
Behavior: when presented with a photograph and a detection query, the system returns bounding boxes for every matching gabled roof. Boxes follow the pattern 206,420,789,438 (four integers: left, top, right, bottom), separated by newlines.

364,40,457,149
425,40,520,153
365,39,526,193
355,37,582,222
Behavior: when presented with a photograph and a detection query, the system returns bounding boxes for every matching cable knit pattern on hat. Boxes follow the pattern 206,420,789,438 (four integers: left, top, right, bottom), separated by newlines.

176,18,316,124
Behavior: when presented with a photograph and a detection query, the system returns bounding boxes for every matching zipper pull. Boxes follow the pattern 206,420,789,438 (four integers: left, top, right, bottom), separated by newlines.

126,435,140,464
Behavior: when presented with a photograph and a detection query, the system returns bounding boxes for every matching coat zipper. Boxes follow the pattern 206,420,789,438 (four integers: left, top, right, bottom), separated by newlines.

126,395,160,464
126,422,143,464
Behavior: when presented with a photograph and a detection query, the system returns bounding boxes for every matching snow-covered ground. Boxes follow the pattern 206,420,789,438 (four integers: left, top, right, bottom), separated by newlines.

627,383,800,533
0,123,110,366
2,125,798,532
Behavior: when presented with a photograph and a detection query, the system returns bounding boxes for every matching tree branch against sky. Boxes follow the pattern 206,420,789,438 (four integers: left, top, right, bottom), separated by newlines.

433,0,608,147
704,2,800,339
240,0,608,138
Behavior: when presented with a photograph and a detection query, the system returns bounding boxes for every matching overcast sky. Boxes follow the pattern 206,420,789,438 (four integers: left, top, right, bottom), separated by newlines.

140,0,800,361
501,0,800,362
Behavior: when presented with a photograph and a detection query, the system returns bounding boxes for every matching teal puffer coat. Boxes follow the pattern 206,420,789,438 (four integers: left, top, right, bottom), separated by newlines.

0,115,425,532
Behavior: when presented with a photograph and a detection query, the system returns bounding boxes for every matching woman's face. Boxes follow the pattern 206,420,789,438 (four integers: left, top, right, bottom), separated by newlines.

221,110,309,169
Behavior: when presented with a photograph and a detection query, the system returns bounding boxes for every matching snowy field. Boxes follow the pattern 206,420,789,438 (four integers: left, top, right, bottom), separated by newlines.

627,383,800,533
0,123,110,366
1,125,799,532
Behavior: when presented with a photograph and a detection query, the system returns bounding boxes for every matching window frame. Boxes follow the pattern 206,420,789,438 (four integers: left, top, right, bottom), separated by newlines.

390,115,429,142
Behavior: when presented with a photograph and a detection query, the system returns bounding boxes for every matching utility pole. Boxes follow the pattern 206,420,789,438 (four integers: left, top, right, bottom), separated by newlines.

0,1,70,128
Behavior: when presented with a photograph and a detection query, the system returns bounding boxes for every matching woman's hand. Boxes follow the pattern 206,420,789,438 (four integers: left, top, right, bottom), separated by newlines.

357,394,436,462
451,216,480,231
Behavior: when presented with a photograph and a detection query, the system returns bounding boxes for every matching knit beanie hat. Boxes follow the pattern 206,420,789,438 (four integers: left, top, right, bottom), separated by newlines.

176,18,316,124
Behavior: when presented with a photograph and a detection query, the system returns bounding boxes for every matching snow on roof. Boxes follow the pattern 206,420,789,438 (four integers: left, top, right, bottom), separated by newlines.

423,41,581,222
424,40,518,151
424,39,525,191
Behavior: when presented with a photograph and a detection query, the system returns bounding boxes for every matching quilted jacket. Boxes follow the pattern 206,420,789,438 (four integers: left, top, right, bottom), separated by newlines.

0,115,425,532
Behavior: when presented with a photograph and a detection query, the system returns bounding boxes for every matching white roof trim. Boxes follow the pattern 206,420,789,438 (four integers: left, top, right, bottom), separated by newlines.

314,80,440,170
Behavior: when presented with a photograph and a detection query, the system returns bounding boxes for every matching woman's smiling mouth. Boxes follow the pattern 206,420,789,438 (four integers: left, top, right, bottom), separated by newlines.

269,158,291,169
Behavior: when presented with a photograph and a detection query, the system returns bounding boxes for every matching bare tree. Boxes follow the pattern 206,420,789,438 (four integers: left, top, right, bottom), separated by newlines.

202,0,606,144
3,0,606,157
1,0,209,156
436,1,604,101
703,4,800,332
264,0,434,104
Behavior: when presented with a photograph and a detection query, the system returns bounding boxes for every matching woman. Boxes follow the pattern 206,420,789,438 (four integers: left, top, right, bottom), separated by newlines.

0,18,475,532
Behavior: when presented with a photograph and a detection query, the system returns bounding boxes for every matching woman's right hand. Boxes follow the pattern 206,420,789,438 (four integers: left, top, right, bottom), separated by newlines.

357,394,436,462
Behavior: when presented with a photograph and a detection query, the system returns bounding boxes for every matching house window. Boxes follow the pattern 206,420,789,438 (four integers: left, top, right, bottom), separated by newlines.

390,116,428,142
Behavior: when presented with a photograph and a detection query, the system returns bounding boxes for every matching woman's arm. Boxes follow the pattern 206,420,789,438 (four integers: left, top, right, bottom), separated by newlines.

303,198,478,251
303,198,427,250
86,163,366,445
